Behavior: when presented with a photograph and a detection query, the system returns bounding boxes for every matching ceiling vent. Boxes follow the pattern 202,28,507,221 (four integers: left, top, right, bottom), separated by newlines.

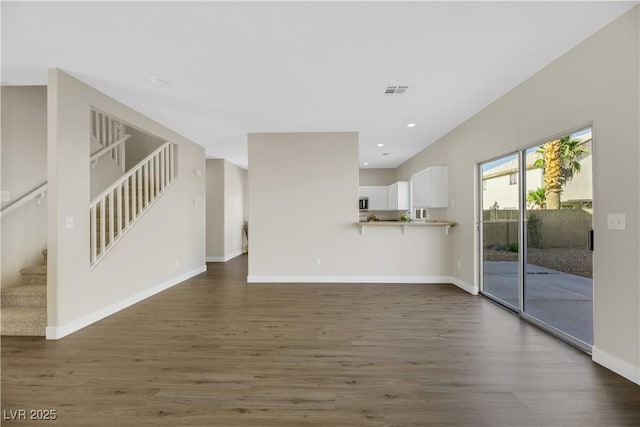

385,85,408,95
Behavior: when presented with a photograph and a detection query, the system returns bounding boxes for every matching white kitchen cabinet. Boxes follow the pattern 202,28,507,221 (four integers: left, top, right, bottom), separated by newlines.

411,166,448,208
387,181,410,210
359,186,388,210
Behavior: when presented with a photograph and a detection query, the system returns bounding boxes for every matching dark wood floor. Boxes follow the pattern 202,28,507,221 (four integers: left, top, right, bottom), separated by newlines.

2,255,639,426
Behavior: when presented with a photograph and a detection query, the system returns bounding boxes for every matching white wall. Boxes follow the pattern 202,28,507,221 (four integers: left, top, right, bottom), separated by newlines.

248,132,454,283
1,86,48,289
125,126,164,170
359,168,396,186
47,69,206,338
89,153,124,200
397,7,639,383
206,159,225,260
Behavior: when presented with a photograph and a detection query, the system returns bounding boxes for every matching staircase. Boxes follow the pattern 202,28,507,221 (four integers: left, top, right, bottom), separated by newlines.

1,110,178,336
90,140,177,267
1,249,47,336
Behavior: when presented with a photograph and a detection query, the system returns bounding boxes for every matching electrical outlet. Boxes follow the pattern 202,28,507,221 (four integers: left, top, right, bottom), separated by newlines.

457,260,461,269
316,257,321,266
607,213,625,230
0,191,9,202
65,216,74,229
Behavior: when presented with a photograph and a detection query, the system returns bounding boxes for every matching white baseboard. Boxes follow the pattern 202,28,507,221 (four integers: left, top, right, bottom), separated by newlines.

248,275,450,284
247,274,478,295
447,276,479,295
206,250,244,263
592,346,640,385
45,265,207,340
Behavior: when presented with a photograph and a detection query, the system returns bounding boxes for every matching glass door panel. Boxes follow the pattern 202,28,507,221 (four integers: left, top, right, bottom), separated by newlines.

480,153,520,310
523,129,593,346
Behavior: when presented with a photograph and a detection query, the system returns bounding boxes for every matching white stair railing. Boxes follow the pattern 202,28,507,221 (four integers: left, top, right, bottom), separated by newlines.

90,108,127,172
0,182,47,218
89,141,177,267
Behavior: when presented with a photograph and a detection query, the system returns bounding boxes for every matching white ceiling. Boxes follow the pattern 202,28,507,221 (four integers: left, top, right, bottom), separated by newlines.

2,1,636,169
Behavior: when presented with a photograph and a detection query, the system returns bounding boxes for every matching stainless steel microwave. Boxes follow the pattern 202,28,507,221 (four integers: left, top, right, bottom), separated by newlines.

359,197,369,211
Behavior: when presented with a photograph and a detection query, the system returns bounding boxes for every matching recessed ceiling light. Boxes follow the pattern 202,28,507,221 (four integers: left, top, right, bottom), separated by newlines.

382,153,390,156
407,123,416,128
376,143,384,147
362,162,369,166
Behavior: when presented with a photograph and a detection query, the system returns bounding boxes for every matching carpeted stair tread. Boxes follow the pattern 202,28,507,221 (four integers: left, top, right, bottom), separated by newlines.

19,264,47,285
2,254,48,336
2,284,47,308
1,307,46,336
20,264,47,275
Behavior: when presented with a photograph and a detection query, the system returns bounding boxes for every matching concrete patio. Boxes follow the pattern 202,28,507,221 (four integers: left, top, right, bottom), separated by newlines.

482,261,593,345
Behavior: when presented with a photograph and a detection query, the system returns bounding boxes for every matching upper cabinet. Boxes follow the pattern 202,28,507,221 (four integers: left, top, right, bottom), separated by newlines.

359,182,409,210
359,186,388,210
411,166,448,208
387,181,410,210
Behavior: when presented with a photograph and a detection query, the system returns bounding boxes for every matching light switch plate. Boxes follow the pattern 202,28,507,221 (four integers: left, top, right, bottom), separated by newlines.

0,191,9,202
607,213,625,230
65,216,75,229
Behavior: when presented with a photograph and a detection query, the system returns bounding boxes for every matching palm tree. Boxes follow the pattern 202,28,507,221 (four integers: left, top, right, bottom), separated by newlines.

559,137,589,181
534,136,589,209
536,140,563,209
527,187,546,209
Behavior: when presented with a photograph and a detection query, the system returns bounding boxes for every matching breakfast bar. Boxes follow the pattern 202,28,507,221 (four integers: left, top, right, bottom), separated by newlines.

355,220,457,236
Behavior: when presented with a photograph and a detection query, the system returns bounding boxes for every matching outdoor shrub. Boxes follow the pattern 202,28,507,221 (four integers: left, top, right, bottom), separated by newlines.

508,243,519,253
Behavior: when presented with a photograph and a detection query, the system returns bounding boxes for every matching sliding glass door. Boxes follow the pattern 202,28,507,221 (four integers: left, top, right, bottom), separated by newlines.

523,130,593,346
479,128,593,350
480,153,520,311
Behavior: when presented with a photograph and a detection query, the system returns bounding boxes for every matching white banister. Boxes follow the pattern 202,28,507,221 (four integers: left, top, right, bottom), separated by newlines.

91,205,97,262
144,160,149,202
136,168,142,217
100,201,106,255
90,135,131,167
153,157,157,200
89,141,177,267
1,182,48,218
158,150,164,191
124,179,129,229
108,190,114,245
